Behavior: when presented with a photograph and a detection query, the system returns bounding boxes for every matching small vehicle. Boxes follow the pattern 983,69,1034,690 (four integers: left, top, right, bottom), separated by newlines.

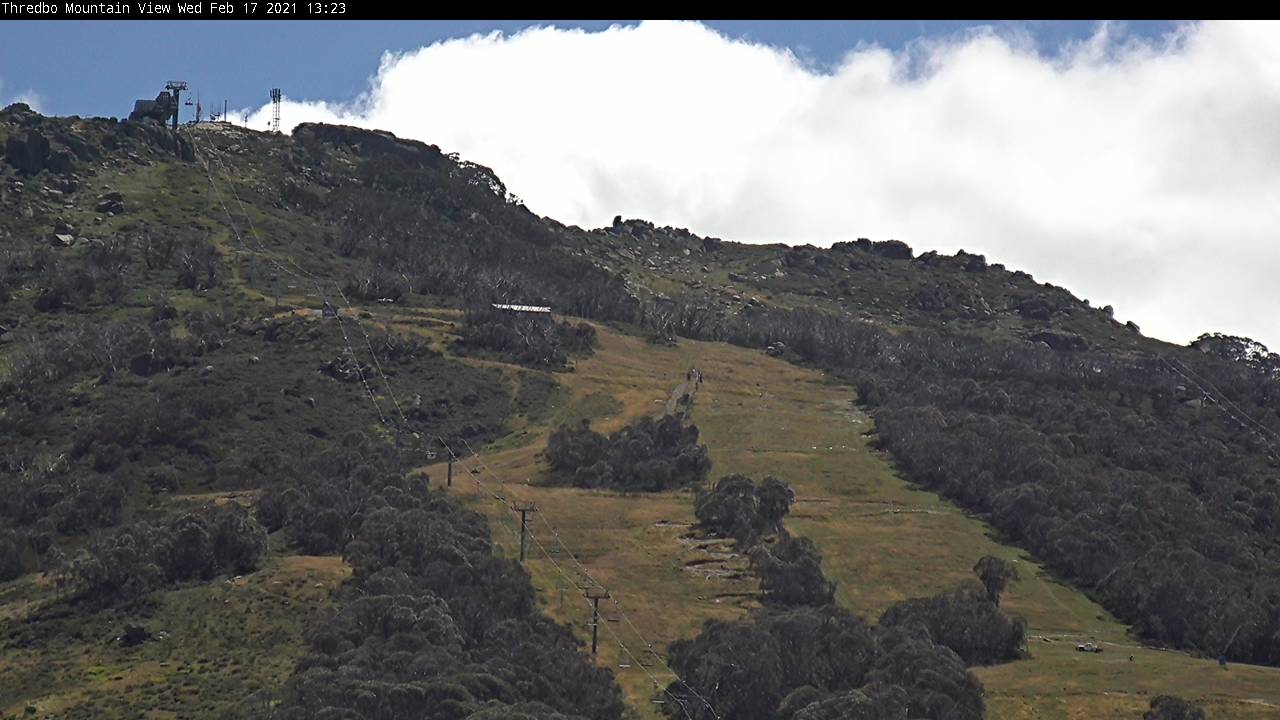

1076,642,1104,653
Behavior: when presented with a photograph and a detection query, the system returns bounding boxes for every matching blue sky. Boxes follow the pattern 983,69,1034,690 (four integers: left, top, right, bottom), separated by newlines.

0,20,1176,119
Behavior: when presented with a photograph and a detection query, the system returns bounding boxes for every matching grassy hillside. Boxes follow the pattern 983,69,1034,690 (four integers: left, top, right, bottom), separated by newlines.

4,105,1280,718
410,320,1280,718
1,554,349,718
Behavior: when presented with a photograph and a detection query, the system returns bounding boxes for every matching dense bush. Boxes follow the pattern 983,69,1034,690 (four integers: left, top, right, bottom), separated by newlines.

544,416,711,491
751,535,836,608
456,303,597,370
0,470,127,537
61,503,266,604
694,474,794,549
1144,695,1207,720
290,126,640,324
254,430,625,720
973,555,1019,606
666,606,983,720
879,580,1026,665
0,529,29,581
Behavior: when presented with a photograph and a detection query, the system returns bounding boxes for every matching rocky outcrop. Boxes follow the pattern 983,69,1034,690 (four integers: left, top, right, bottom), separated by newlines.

0,102,40,126
1030,330,1088,352
117,122,194,161
2,109,117,175
5,129,52,175
293,123,444,167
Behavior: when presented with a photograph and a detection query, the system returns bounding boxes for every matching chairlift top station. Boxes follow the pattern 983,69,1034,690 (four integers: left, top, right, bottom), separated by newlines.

127,82,284,132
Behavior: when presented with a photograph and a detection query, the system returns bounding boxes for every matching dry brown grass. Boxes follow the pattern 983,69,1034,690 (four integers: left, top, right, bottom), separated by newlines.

439,322,1280,720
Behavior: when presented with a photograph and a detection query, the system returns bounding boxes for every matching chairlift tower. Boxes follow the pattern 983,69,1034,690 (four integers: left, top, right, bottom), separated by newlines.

512,500,538,562
164,81,188,130
585,586,612,655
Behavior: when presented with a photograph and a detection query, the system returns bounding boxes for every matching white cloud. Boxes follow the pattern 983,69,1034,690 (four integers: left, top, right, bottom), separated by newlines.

0,77,43,113
242,20,1280,350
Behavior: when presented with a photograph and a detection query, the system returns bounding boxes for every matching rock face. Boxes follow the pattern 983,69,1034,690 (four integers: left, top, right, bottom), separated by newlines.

293,123,443,166
5,130,52,175
961,252,988,273
0,102,40,126
2,121,97,176
117,122,194,161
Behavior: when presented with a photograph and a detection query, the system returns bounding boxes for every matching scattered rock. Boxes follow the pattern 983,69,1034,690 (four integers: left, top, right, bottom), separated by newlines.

95,191,125,215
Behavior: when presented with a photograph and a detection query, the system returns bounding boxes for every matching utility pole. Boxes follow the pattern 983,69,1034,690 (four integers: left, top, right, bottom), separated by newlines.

512,500,537,562
585,586,611,655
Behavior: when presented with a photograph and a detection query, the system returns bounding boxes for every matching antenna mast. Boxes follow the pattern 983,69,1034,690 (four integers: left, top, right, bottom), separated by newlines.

269,88,282,133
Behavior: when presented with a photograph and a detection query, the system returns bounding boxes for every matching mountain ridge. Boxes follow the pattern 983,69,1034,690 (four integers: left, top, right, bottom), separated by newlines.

3,106,1279,718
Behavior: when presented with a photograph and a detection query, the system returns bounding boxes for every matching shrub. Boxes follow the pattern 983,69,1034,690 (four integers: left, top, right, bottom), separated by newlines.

694,474,794,549
544,416,710,491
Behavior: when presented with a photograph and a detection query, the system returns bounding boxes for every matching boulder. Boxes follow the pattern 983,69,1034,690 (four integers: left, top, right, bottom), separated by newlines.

1030,331,1088,352
871,239,914,260
120,623,150,647
4,130,51,175
1016,297,1056,322
961,252,988,273
46,149,75,174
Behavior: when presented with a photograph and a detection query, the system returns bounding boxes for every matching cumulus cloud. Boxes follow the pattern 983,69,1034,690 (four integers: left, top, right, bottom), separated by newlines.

243,20,1280,349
